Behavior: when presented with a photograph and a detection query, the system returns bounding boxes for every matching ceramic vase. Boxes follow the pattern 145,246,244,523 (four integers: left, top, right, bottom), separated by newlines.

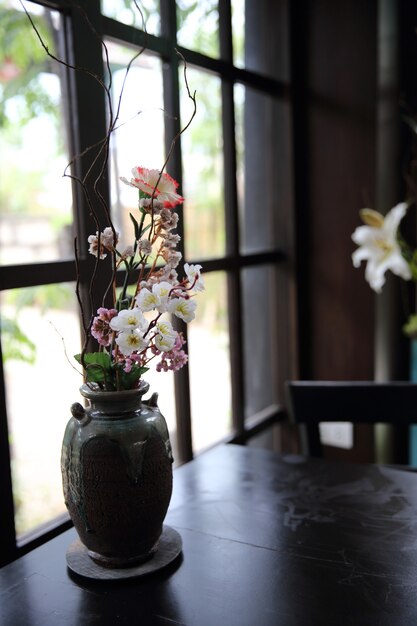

61,380,173,568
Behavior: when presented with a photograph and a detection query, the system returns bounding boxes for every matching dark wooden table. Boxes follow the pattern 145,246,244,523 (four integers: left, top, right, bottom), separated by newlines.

2,444,417,625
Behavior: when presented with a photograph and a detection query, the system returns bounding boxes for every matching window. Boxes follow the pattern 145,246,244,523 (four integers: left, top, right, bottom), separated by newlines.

0,0,295,565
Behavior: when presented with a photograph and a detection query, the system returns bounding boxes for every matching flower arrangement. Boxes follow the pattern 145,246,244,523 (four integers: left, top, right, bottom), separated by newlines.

76,167,204,391
19,1,201,391
351,201,417,336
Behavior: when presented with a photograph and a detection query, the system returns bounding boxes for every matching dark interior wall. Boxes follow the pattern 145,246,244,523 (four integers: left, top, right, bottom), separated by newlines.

289,0,417,462
300,0,379,380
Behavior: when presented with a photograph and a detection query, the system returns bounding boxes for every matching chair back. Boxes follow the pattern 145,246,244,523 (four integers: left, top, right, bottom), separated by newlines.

286,381,417,458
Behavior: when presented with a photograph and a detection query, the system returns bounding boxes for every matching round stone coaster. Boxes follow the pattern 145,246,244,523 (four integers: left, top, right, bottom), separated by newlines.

66,525,182,580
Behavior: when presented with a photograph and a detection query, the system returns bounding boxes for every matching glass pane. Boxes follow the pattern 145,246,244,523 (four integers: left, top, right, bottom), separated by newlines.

141,368,179,464
1,283,81,536
0,1,73,265
105,43,165,250
240,0,289,81
188,272,231,453
181,67,225,260
231,0,244,67
242,265,278,420
101,0,160,36
177,0,219,58
236,84,291,254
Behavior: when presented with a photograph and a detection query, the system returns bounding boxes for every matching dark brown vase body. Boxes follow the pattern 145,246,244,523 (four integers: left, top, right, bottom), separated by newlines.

61,381,173,568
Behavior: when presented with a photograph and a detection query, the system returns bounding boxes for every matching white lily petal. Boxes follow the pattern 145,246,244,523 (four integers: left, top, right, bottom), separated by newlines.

352,247,371,268
383,202,408,233
351,225,375,246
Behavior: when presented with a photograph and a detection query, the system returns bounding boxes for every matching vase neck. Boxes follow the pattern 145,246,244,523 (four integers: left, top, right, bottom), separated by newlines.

79,382,150,416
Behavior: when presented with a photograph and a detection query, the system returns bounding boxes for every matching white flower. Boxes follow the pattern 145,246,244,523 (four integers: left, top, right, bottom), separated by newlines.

115,330,149,356
159,266,178,284
109,308,147,332
135,287,160,312
121,245,135,258
88,233,106,259
136,282,173,313
140,198,163,213
351,202,412,293
87,227,119,259
155,332,177,352
156,319,175,337
101,227,118,248
159,209,179,231
162,232,181,249
138,238,152,256
168,297,197,323
184,263,204,292
153,282,173,313
164,250,182,268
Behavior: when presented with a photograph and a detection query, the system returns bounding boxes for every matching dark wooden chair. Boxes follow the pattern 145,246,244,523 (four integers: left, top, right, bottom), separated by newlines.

286,381,417,460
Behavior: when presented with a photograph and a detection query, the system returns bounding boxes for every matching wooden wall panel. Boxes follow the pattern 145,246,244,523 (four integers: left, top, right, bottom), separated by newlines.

307,0,378,380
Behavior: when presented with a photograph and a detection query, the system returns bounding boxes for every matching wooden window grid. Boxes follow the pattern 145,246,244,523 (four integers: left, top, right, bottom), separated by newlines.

0,0,293,566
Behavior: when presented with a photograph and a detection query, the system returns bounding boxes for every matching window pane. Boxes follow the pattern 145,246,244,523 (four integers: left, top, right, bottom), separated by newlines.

241,0,289,81
242,265,278,421
141,368,179,464
236,84,291,254
0,1,73,265
0,283,81,536
177,0,219,58
231,0,244,67
188,272,231,453
105,43,165,250
181,67,225,260
101,0,160,36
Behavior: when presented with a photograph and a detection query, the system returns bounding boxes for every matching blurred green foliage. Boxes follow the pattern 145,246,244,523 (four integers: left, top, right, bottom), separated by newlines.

0,315,36,363
0,3,58,130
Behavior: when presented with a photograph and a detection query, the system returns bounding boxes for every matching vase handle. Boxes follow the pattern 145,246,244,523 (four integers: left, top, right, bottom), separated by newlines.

70,402,91,425
144,392,159,409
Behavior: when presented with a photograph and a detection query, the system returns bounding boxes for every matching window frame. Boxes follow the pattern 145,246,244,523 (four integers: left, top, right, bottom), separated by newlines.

0,0,292,566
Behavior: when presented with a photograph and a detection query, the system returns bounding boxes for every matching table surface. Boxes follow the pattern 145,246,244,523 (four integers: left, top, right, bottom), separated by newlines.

2,444,417,626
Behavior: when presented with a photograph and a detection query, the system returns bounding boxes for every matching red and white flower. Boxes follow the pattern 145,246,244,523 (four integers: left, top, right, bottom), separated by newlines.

121,167,184,208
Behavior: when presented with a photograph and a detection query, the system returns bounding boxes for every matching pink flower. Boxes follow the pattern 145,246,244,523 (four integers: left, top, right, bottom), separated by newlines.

91,308,118,346
120,167,184,208
123,358,133,373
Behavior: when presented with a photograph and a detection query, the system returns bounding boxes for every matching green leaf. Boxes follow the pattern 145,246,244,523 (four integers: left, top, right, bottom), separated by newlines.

129,212,141,240
117,365,149,390
74,352,112,385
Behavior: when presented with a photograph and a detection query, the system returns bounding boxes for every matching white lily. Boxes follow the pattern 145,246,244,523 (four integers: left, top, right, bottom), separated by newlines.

351,202,412,293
